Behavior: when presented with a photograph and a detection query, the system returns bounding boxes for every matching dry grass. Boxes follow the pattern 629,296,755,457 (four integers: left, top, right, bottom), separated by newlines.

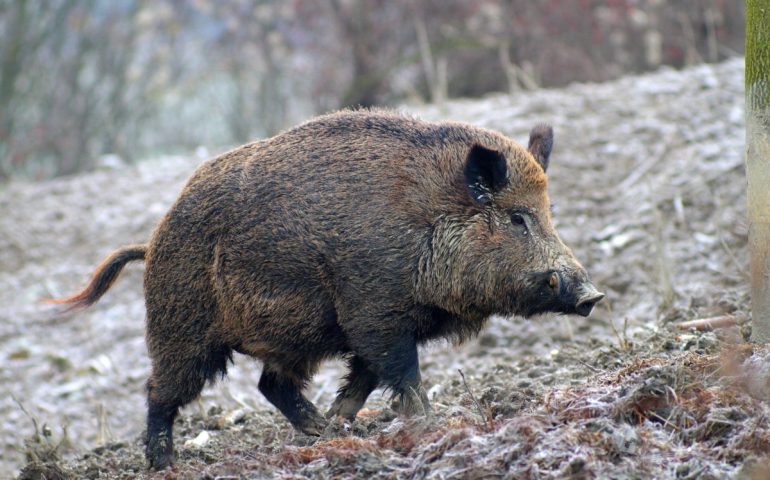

22,337,769,479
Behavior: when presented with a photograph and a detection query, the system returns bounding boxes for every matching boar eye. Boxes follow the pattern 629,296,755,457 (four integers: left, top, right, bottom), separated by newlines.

511,213,528,234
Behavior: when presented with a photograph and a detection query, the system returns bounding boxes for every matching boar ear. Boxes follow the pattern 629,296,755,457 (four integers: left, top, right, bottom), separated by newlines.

528,124,553,172
464,145,509,205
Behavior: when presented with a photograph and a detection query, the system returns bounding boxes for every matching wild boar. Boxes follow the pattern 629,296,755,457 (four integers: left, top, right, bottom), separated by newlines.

54,110,604,469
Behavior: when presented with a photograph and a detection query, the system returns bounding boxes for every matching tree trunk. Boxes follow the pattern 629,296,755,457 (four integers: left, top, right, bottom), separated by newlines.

0,0,29,179
328,0,386,108
745,0,770,343
414,17,447,105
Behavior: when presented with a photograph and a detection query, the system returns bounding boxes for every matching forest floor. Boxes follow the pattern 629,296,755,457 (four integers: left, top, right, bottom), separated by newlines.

2,57,769,479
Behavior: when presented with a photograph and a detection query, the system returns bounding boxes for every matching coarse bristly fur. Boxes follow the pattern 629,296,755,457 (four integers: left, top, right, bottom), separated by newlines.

53,108,603,470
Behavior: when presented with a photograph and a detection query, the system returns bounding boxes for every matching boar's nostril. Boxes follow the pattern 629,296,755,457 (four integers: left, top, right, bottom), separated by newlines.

575,291,605,317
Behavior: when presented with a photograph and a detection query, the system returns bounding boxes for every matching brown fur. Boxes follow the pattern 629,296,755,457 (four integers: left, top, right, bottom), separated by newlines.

47,245,146,311
55,109,602,469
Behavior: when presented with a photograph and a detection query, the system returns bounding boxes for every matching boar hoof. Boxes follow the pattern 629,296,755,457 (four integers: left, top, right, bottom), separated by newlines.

326,396,365,420
146,433,174,470
296,412,328,436
391,386,432,417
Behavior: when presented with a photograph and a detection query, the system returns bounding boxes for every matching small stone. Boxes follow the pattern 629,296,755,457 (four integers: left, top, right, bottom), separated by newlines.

216,409,247,429
184,431,210,448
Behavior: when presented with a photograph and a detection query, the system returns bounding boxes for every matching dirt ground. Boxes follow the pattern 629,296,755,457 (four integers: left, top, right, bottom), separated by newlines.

2,58,769,479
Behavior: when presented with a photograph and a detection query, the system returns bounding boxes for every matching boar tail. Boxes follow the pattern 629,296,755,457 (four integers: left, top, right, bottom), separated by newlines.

47,244,147,311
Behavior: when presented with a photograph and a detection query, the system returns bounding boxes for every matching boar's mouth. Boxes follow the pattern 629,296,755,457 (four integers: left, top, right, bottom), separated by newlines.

518,271,604,318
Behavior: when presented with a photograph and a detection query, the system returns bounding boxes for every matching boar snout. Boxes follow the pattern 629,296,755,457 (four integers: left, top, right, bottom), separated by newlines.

544,271,604,317
574,282,604,317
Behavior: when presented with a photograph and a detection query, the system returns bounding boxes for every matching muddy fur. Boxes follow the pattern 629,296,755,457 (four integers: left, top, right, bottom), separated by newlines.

56,109,602,469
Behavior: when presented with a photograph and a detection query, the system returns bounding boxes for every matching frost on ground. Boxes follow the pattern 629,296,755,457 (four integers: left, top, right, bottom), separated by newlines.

3,58,769,479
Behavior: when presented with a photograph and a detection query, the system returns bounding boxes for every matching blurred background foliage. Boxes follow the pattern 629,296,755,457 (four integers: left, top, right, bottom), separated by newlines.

0,0,743,180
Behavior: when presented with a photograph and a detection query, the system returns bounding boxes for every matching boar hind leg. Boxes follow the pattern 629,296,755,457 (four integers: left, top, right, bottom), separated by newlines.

145,396,178,471
326,356,380,420
145,345,231,470
258,367,327,435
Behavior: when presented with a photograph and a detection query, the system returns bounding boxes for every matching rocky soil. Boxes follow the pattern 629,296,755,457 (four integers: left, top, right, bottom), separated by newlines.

2,57,769,479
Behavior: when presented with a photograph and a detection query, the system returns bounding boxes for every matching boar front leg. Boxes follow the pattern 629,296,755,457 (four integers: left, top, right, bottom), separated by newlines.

343,316,431,417
327,355,380,420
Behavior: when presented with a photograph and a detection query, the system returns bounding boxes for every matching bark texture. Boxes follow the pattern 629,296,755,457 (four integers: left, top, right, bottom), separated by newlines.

746,0,770,342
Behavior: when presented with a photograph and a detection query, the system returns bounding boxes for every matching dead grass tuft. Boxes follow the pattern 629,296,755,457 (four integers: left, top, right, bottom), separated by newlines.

281,437,380,466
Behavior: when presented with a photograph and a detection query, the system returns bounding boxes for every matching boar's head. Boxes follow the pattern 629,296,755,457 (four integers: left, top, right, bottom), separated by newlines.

418,124,604,321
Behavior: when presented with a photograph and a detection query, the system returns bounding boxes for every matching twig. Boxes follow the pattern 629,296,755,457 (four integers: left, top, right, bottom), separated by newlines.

96,403,112,446
618,134,678,192
603,301,631,352
12,395,39,435
457,369,487,426
677,316,739,331
609,315,630,351
225,384,256,410
718,234,747,280
653,204,676,310
648,411,680,431
575,358,602,373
